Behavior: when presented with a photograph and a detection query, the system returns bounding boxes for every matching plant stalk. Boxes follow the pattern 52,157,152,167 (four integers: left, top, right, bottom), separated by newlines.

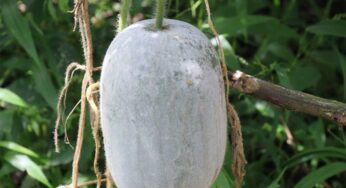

118,0,131,32
155,0,166,29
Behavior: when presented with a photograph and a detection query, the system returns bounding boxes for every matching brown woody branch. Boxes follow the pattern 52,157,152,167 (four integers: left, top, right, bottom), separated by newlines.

228,70,346,126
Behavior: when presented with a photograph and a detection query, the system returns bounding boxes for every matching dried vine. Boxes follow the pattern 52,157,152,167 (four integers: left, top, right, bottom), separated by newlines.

53,0,136,187
54,0,104,187
203,1,247,187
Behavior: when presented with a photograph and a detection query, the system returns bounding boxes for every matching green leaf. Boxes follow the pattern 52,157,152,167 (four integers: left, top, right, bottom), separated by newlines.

267,167,287,188
58,0,70,12
4,152,53,188
0,163,15,177
294,162,346,188
307,20,346,38
235,0,247,17
211,35,235,55
46,0,58,21
215,15,276,36
20,175,40,188
0,141,40,158
223,140,232,166
255,101,275,118
210,35,240,69
335,49,346,100
211,169,233,188
308,50,339,69
0,0,40,64
249,21,298,41
0,109,14,138
214,15,298,41
290,66,321,90
308,120,326,148
0,88,28,107
267,43,295,62
284,147,346,168
27,13,44,36
46,147,74,167
0,0,57,109
31,64,58,108
275,66,292,88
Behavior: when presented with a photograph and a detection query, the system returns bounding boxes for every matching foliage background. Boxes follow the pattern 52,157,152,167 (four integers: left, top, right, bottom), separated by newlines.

0,0,346,187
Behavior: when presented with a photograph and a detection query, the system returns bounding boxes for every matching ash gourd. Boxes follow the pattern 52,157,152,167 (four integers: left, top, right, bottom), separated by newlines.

100,19,227,188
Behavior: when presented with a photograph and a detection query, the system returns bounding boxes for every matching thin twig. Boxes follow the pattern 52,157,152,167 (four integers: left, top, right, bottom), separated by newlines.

280,116,295,146
58,178,107,188
71,75,89,188
55,62,85,153
77,178,106,187
63,99,82,148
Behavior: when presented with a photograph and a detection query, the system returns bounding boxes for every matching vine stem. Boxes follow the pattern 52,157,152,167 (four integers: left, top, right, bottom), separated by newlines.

118,0,131,32
155,0,166,29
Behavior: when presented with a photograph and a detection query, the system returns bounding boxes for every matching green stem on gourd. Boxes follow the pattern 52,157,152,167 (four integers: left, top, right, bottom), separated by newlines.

118,0,131,32
155,0,166,29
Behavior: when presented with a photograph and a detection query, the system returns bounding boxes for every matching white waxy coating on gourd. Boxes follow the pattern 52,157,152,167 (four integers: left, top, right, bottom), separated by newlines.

100,19,227,188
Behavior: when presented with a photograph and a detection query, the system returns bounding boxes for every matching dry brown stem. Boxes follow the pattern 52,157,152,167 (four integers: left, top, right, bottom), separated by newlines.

86,82,102,187
71,75,88,188
55,0,103,187
58,178,107,188
63,99,82,148
54,63,85,152
229,70,346,126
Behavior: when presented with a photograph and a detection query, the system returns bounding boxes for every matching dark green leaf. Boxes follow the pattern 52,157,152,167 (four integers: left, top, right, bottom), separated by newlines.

0,164,15,177
235,0,247,17
336,49,346,100
284,147,346,168
294,162,346,188
46,0,58,21
290,66,321,90
47,148,74,167
307,20,346,38
267,167,287,188
275,66,293,88
58,0,70,12
0,109,14,138
0,0,39,63
267,43,295,62
31,65,58,108
0,0,57,108
215,15,276,36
